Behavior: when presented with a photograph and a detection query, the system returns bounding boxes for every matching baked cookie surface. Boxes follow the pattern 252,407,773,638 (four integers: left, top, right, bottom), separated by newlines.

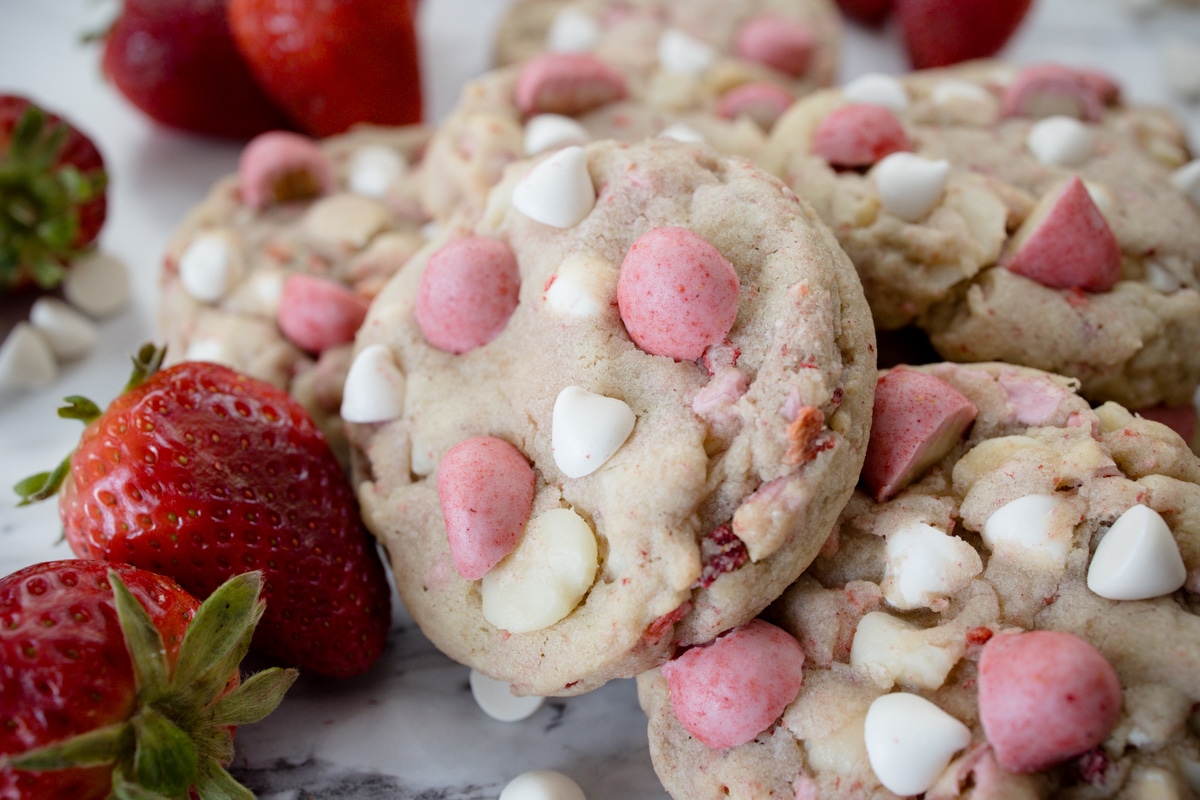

347,138,876,696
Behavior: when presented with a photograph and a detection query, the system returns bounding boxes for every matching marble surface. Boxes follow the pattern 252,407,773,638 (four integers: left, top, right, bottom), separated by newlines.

1,1,1199,798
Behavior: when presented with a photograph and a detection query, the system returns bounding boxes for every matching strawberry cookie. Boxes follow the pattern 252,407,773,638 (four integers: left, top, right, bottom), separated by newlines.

346,138,876,696
639,362,1200,799
159,124,431,457
762,61,1200,413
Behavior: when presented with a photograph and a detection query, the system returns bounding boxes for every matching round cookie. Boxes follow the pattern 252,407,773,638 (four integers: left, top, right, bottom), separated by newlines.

159,125,432,457
639,361,1200,799
763,61,1200,412
347,137,876,696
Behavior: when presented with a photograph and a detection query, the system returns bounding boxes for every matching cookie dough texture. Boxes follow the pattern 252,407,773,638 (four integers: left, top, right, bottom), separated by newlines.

639,362,1200,799
349,139,876,696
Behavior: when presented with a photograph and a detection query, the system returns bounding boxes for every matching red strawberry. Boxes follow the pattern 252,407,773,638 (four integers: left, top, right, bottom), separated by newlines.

100,0,294,138
836,0,894,26
0,560,295,800
0,96,107,292
17,344,392,678
228,0,423,138
895,0,1034,69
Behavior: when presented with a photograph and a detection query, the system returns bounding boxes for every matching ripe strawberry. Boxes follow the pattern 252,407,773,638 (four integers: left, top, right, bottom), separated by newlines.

0,96,107,292
100,0,294,138
17,344,392,678
228,0,423,138
836,0,894,26
895,0,1034,69
0,560,295,800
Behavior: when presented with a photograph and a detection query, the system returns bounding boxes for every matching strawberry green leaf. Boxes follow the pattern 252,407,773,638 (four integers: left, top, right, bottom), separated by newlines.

131,707,198,796
194,756,257,800
172,571,265,703
111,766,177,800
0,721,131,771
13,455,70,505
206,667,298,728
110,570,170,699
58,394,103,422
126,343,166,392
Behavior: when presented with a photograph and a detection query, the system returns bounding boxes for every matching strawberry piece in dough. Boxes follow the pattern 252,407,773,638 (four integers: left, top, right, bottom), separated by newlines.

238,131,334,210
438,436,536,581
1002,64,1106,122
616,227,740,361
978,631,1122,773
811,104,911,168
276,273,369,353
514,53,628,118
715,82,794,130
734,14,816,77
415,236,521,354
861,370,977,502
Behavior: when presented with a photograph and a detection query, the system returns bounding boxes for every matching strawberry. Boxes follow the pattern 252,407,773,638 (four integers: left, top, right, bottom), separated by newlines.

0,96,107,292
100,0,294,138
836,0,894,26
17,344,392,679
895,0,1034,69
0,560,296,800
227,0,423,138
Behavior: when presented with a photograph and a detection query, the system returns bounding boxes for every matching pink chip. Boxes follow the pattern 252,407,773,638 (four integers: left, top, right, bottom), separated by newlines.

276,273,370,354
616,227,740,361
811,104,911,169
661,619,805,749
514,53,628,118
437,436,537,581
734,14,817,78
978,631,1122,773
415,236,521,354
238,131,334,211
715,82,794,130
1001,64,1106,122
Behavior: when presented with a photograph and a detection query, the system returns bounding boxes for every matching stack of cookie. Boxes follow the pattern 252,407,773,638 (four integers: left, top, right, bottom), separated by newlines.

157,1,1200,797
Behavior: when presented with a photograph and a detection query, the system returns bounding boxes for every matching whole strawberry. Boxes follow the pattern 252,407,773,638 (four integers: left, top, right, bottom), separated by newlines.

896,0,1034,69
0,560,295,800
18,345,392,678
228,0,423,137
0,95,107,291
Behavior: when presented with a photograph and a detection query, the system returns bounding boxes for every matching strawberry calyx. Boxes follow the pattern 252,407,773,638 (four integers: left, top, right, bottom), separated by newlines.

0,570,297,799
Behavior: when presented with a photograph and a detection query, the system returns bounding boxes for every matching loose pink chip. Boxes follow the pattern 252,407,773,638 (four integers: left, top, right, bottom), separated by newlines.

437,436,536,581
734,14,817,77
415,236,521,354
811,104,911,168
1001,64,1106,122
238,131,334,211
978,631,1122,773
616,226,740,361
715,82,794,130
276,273,370,354
661,619,805,749
514,53,628,118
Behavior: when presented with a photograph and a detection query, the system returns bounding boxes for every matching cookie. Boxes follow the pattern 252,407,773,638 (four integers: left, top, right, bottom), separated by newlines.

159,125,432,457
763,61,1200,412
639,361,1200,799
346,137,876,696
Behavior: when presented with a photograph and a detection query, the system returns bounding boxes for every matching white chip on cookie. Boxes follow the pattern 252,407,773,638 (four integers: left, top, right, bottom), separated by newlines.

1026,115,1095,165
864,692,971,796
524,114,591,156
657,29,717,76
341,343,406,424
552,386,636,478
843,72,909,112
871,152,950,223
512,146,595,228
1087,504,1187,601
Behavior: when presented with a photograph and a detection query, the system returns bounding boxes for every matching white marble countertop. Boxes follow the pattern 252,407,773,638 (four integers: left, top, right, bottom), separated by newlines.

1,1,1199,797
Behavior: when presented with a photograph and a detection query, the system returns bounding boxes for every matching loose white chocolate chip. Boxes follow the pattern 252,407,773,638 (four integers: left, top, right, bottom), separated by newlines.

1026,115,1096,166
1171,159,1200,209
29,297,97,360
658,29,717,76
547,8,600,54
544,253,612,317
552,386,636,478
481,507,599,633
931,78,993,106
500,770,587,800
1088,504,1187,601
179,232,241,304
983,494,1074,565
657,122,706,144
341,343,406,423
348,144,407,199
882,522,982,610
524,114,591,156
468,669,545,722
864,692,971,797
512,146,596,228
0,322,57,389
843,72,909,112
850,612,960,691
872,152,951,223
63,251,129,318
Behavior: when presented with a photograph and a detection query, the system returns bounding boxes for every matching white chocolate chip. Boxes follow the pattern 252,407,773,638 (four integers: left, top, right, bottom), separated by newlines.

1145,259,1183,294
657,122,706,143
658,29,717,76
500,770,587,800
1172,159,1200,209
872,152,951,223
547,8,600,54
63,251,129,318
864,693,971,797
512,146,596,228
481,507,598,633
843,73,909,112
179,232,242,304
882,522,982,610
183,336,236,367
931,78,993,106
524,114,591,156
1026,115,1096,166
1083,180,1115,218
0,322,57,389
348,144,408,199
552,386,636,478
341,343,406,423
468,669,545,722
983,494,1075,565
420,221,440,240
1087,504,1187,601
29,297,97,360
301,193,390,252
544,253,613,317
1164,39,1200,101
850,612,960,691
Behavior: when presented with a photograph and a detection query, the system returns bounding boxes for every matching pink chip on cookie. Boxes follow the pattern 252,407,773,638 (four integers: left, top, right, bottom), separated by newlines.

616,226,740,361
811,104,911,169
238,130,334,211
715,82,794,130
734,14,817,78
277,273,370,354
1001,64,1107,122
415,236,522,354
514,53,628,118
